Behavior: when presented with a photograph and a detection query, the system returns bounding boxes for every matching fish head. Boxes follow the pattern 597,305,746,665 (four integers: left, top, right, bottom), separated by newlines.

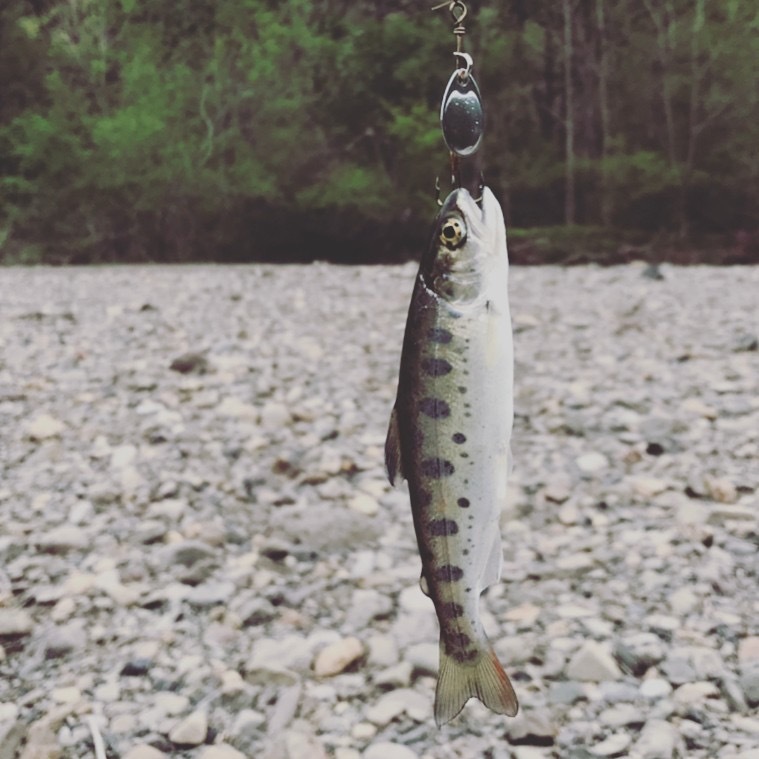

421,187,506,306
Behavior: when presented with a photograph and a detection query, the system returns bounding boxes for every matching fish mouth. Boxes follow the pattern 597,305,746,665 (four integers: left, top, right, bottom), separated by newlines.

450,189,488,242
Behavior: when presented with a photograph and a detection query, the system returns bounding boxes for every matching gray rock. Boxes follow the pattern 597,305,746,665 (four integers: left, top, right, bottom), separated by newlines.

547,681,587,706
0,609,34,637
168,710,208,747
590,733,631,757
505,711,557,745
234,596,276,627
186,581,235,607
44,622,87,658
363,742,419,759
122,746,168,759
614,632,667,676
566,641,622,681
267,683,302,735
404,642,438,676
35,526,87,553
639,678,673,700
345,589,393,629
659,654,696,686
198,746,246,759
740,661,759,707
633,719,680,758
158,540,217,569
262,725,328,759
599,703,644,728
365,688,431,726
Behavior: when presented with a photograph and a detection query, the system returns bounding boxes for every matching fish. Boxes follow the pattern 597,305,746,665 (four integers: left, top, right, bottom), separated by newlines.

385,185,518,726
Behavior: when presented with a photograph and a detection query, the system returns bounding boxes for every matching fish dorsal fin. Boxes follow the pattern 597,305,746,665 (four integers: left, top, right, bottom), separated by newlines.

479,528,503,591
420,573,430,597
384,406,405,486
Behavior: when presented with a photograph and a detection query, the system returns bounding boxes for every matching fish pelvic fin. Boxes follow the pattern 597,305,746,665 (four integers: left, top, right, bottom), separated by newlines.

434,640,519,727
384,406,404,486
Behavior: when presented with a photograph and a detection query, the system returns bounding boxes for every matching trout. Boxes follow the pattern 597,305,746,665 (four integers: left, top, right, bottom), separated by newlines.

386,186,518,725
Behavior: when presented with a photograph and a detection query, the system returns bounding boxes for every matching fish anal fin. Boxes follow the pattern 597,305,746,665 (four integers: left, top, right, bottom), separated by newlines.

479,529,503,591
419,574,430,597
384,406,404,486
434,640,519,726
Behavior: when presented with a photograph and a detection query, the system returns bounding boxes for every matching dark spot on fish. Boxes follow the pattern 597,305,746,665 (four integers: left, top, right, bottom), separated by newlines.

428,328,453,344
458,386,467,394
460,452,469,458
419,397,450,419
464,412,472,418
422,358,453,377
428,518,459,537
464,402,471,409
415,489,432,508
421,458,455,478
457,497,470,508
444,632,478,662
435,564,464,582
462,549,469,556
449,631,471,648
452,432,466,444
440,602,464,619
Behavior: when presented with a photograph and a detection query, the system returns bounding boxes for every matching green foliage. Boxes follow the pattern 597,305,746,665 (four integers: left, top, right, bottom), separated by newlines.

0,0,757,263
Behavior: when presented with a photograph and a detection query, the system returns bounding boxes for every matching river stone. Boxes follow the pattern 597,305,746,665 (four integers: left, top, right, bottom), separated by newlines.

122,747,167,759
566,642,622,681
168,711,208,746
313,637,364,677
0,609,34,637
363,743,419,759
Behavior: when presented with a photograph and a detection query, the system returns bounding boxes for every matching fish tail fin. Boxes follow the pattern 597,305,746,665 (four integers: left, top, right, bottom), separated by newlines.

434,640,519,727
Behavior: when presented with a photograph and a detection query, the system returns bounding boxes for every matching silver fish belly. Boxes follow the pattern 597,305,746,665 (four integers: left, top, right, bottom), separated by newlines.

386,186,518,726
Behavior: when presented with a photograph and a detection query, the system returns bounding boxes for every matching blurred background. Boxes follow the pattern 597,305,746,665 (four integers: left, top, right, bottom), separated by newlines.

1,0,757,266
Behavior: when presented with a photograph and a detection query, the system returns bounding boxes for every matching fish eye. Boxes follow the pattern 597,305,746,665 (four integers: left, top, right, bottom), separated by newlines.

439,217,466,249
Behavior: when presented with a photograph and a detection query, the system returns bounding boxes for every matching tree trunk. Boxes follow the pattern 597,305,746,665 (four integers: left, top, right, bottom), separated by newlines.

596,0,611,226
563,0,576,225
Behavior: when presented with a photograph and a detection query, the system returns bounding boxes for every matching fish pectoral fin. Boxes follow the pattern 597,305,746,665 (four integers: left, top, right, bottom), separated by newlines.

419,573,431,597
434,640,519,726
479,529,503,591
384,406,405,486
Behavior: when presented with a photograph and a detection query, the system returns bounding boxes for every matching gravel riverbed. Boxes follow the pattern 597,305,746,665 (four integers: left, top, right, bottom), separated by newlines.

0,263,757,759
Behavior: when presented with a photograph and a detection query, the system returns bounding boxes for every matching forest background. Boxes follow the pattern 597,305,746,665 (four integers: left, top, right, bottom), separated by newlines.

1,0,757,265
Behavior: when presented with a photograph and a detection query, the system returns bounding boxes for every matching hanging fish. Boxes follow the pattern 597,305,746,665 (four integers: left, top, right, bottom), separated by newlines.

385,185,518,725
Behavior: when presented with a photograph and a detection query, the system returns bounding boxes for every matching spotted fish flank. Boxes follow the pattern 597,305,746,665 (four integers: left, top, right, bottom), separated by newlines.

428,518,459,536
434,564,464,582
428,327,453,344
386,186,518,726
420,458,455,478
419,397,451,419
421,357,454,376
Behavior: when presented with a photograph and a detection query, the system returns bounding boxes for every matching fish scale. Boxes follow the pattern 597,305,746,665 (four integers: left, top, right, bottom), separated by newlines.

386,186,518,726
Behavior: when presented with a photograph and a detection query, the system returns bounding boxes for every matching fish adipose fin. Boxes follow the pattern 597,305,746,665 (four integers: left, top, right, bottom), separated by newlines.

435,642,519,726
384,407,404,486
